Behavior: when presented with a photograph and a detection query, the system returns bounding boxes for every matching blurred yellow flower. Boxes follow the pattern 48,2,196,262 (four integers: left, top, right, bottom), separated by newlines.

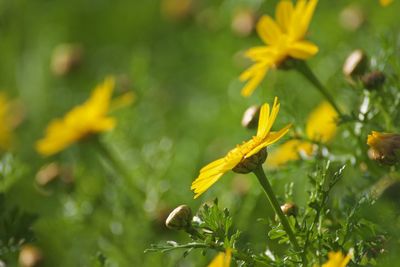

207,249,231,267
306,101,338,143
36,77,118,156
321,251,351,267
240,0,319,97
267,101,337,168
380,0,393,6
191,97,291,199
0,93,13,151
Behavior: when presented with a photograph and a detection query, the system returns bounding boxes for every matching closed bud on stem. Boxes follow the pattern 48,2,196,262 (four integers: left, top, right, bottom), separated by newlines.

367,131,400,165
343,49,368,78
19,245,43,267
165,205,193,230
241,105,260,129
361,71,386,90
51,43,83,76
280,203,298,217
233,148,267,174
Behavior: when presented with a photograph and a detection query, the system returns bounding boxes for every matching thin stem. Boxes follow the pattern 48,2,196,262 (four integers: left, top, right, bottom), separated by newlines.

253,165,300,252
293,60,343,117
92,138,145,200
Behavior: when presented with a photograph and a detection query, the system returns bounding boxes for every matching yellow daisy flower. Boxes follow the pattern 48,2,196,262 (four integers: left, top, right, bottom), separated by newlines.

207,249,231,267
191,97,291,199
380,0,393,6
0,93,13,151
36,77,119,156
266,101,337,168
322,251,351,267
240,0,319,97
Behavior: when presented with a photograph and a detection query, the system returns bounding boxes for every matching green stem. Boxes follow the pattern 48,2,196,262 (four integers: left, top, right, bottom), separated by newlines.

253,165,300,252
92,138,145,200
293,60,343,117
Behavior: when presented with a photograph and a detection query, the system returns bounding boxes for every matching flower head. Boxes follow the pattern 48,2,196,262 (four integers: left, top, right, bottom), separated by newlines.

36,77,118,156
367,131,400,165
266,101,337,168
208,249,231,267
322,251,351,267
240,0,319,97
191,97,291,198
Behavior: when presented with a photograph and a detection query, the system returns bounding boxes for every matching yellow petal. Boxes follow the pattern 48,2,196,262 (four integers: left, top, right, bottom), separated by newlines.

256,15,283,45
246,123,291,158
240,67,268,97
287,40,318,59
257,97,279,139
191,173,224,199
200,158,226,173
208,249,232,267
306,101,338,143
276,0,294,33
322,251,351,267
289,0,318,41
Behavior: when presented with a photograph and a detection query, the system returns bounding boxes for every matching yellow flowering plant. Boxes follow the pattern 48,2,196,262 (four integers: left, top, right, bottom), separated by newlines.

36,76,131,156
191,97,291,198
240,0,319,97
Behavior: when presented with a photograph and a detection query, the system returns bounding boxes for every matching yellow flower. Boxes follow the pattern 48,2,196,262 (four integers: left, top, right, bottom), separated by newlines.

36,77,118,156
321,251,351,267
266,101,337,168
367,131,400,165
0,93,13,151
380,0,393,6
207,249,231,267
191,97,291,199
306,101,338,143
240,0,319,97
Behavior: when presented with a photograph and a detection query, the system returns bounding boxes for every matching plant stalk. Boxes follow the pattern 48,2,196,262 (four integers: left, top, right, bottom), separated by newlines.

293,60,343,117
253,165,300,252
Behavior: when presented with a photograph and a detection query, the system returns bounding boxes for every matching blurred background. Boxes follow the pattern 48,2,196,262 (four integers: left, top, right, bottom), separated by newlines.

0,0,399,266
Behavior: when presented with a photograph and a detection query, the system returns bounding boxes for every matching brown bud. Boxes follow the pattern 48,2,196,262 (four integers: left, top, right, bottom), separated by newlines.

367,131,400,165
165,205,193,230
51,43,83,76
361,71,386,90
19,245,43,267
161,0,193,21
241,105,260,129
36,162,61,186
339,5,365,32
231,9,256,37
233,148,267,174
280,203,298,217
343,49,368,78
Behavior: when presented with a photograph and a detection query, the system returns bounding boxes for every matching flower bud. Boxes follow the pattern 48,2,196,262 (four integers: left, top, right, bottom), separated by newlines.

165,205,193,230
343,49,368,78
51,43,83,76
361,71,386,90
231,9,256,37
367,131,400,165
280,203,298,217
233,148,267,174
241,105,260,129
339,5,365,32
19,245,43,267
